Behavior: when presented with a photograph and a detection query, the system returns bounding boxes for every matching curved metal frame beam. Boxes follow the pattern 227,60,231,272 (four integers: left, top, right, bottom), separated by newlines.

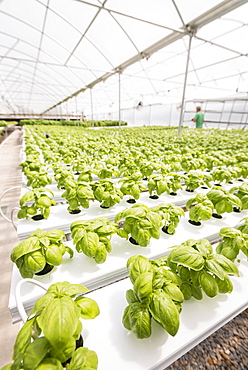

42,0,248,114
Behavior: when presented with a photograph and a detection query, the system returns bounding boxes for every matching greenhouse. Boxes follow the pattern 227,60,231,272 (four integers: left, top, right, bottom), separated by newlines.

0,0,248,369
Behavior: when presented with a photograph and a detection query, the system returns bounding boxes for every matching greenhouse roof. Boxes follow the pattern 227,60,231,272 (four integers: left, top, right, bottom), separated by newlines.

0,0,248,116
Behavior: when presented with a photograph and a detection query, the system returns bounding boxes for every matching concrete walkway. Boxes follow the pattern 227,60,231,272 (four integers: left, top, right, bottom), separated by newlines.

0,129,23,367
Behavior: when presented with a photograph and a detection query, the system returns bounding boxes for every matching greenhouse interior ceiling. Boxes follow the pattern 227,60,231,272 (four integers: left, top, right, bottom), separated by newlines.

0,0,248,118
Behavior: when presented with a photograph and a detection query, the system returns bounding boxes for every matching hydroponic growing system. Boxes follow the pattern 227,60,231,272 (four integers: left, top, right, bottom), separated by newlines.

1,0,248,368
1,124,248,370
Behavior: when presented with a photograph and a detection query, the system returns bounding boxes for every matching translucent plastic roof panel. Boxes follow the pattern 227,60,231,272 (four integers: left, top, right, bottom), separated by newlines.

113,13,172,52
49,0,99,35
106,0,183,30
0,0,248,115
70,38,114,72
85,10,138,66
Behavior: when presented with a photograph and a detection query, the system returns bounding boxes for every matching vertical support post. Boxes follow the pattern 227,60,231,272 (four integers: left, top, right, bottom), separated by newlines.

90,88,94,128
148,105,151,126
118,71,121,132
66,101,69,121
178,32,193,137
169,104,173,126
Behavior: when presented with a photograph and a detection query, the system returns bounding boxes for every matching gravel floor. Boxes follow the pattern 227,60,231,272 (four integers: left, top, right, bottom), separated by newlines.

166,309,248,370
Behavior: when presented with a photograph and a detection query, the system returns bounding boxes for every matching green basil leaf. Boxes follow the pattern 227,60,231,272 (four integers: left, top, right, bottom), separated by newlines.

39,237,50,247
219,227,242,238
122,305,132,330
215,275,233,294
126,302,151,339
116,228,128,239
205,258,225,280
99,236,112,252
36,358,63,370
13,318,34,359
134,272,153,301
45,245,62,266
45,229,65,243
128,255,152,284
20,191,35,206
180,283,192,300
81,232,99,258
191,286,203,300
72,228,86,245
11,237,40,262
215,199,227,214
130,184,141,200
163,283,184,303
67,347,98,370
24,250,46,273
94,243,107,263
49,337,76,363
199,271,219,297
36,195,52,208
75,297,100,319
23,337,51,370
213,254,239,276
169,247,205,271
37,297,80,350
149,290,180,336
47,281,89,296
126,289,139,304
136,228,151,247
194,239,213,256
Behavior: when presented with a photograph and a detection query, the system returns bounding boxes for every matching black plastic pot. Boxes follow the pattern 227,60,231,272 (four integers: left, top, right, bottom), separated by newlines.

162,226,173,235
201,186,208,189
188,220,201,226
129,237,139,245
170,192,177,196
212,213,222,219
233,207,241,213
149,194,159,199
69,209,81,214
185,189,194,193
32,214,44,221
127,198,136,204
100,205,110,209
35,263,54,276
238,179,244,182
214,183,222,187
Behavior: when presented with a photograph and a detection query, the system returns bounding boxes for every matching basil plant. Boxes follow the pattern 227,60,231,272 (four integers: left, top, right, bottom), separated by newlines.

167,238,239,300
230,182,248,210
207,187,242,217
216,223,248,261
11,229,73,278
186,193,214,226
2,281,99,369
147,174,171,198
115,204,162,247
122,255,183,339
61,179,94,213
70,217,119,263
17,187,56,220
153,203,184,234
90,179,123,208
183,171,212,192
119,172,146,203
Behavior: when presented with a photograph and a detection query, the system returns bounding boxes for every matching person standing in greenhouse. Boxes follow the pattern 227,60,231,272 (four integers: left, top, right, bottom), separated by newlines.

192,106,204,128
